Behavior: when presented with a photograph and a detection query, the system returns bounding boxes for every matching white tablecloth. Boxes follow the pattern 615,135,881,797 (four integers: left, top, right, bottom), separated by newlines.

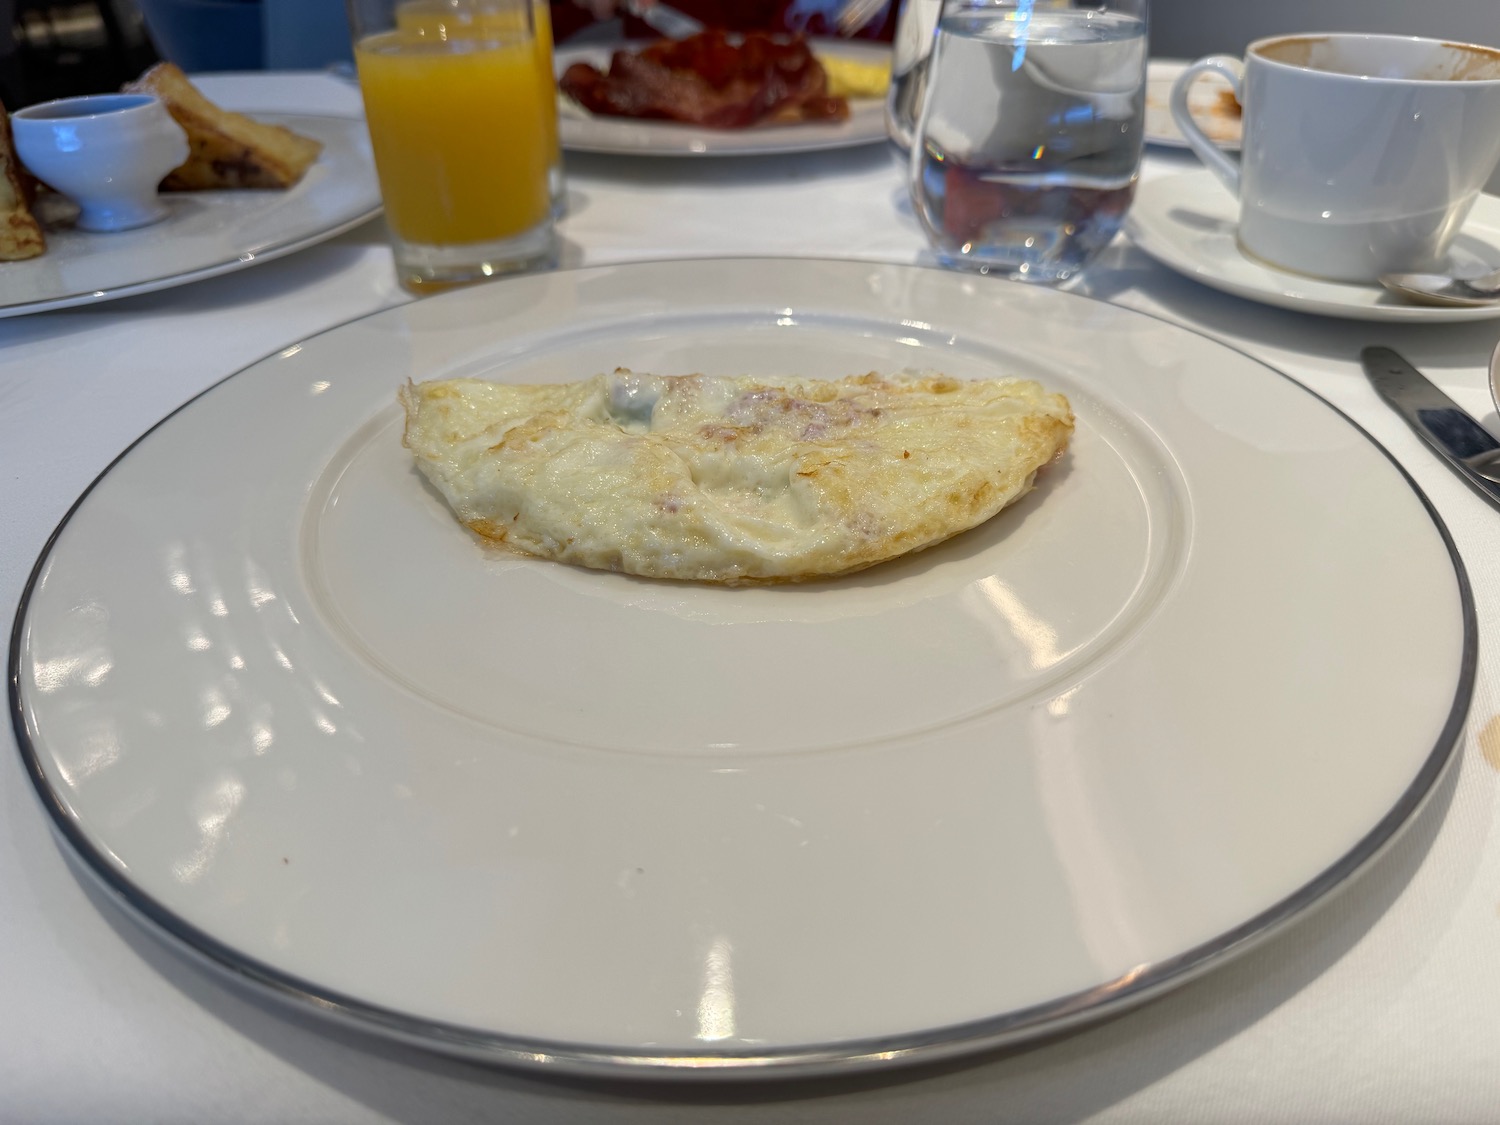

4,73,1499,1123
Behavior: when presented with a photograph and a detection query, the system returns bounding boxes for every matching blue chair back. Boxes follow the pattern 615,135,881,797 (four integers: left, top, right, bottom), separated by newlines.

133,0,264,72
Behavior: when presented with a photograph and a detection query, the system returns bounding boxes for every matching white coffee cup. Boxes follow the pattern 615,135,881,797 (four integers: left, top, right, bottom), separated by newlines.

1170,33,1500,284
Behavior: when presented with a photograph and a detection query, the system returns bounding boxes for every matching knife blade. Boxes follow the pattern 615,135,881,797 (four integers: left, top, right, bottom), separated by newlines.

621,0,705,39
1360,345,1500,511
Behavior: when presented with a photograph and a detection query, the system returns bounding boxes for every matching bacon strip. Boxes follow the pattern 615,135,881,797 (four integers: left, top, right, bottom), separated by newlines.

560,30,849,129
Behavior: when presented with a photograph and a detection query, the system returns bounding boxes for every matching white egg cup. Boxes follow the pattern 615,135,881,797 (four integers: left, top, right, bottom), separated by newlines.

12,94,189,233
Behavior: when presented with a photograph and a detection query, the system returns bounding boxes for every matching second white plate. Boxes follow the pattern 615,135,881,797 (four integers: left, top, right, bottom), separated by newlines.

0,113,381,317
1127,169,1500,322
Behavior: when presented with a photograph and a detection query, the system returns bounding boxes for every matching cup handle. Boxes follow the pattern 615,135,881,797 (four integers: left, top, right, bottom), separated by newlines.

1169,55,1243,195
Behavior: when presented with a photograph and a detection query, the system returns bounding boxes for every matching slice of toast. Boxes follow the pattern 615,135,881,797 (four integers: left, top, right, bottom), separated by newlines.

124,63,323,190
0,103,45,260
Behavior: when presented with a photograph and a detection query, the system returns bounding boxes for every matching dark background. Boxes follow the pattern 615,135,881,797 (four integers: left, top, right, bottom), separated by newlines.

1,2,159,109
2,0,1496,112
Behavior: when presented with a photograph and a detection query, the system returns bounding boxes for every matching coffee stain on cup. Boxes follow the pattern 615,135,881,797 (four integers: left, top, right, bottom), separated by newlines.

1257,34,1500,81
1439,41,1500,80
1256,37,1323,68
1479,713,1500,771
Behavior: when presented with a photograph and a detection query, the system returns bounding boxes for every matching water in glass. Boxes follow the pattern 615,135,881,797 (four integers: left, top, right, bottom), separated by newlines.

910,1,1146,283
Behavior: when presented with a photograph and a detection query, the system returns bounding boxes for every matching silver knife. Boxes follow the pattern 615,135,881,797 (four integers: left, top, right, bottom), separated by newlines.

1360,345,1500,511
621,0,705,39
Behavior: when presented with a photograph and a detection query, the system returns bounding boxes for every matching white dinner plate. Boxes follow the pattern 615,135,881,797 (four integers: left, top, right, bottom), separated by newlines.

11,259,1470,1077
1145,58,1242,151
1127,169,1500,322
555,39,891,155
0,114,380,318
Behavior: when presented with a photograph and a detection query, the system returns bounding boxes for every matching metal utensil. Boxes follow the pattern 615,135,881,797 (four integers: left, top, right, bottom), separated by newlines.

621,0,704,39
1377,266,1500,308
836,0,891,35
1360,345,1500,511
1489,338,1500,418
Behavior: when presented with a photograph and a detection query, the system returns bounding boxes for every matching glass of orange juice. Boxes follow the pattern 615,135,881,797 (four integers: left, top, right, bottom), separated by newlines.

348,0,557,293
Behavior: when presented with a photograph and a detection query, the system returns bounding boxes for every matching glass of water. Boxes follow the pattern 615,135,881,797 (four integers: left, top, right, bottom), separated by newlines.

909,0,1148,284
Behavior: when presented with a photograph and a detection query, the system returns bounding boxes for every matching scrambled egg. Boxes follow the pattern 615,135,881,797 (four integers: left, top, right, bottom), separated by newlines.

401,369,1072,585
818,54,892,100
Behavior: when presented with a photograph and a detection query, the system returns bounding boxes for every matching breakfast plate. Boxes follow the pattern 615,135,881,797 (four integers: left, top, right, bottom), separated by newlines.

1126,169,1500,321
11,259,1469,1076
1144,58,1242,150
554,39,891,155
0,112,380,318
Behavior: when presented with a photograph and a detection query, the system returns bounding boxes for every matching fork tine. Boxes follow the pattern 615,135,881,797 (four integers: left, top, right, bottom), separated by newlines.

836,0,890,36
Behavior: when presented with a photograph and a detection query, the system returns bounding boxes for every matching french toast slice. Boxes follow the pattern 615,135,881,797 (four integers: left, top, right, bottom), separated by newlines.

0,105,45,261
124,63,322,190
0,102,45,260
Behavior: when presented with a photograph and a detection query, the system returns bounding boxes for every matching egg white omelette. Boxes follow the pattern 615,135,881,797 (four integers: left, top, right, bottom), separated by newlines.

400,369,1073,584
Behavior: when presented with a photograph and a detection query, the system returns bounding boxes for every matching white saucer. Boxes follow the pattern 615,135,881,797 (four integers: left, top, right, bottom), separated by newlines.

1126,169,1500,322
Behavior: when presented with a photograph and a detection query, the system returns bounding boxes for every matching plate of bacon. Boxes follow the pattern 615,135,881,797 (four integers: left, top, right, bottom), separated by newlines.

555,31,892,156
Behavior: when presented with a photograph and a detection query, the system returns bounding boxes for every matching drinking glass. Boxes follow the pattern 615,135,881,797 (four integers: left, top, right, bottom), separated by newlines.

909,0,1148,284
347,0,558,293
885,0,941,151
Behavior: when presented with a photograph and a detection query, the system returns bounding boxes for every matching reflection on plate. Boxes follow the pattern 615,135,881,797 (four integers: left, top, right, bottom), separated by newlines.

554,39,891,155
0,114,380,318
1145,58,1241,150
12,259,1469,1076
1127,169,1500,322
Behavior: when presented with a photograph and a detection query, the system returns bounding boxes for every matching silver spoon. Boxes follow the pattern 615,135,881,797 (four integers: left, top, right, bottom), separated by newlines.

1379,265,1500,307
1489,338,1500,417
